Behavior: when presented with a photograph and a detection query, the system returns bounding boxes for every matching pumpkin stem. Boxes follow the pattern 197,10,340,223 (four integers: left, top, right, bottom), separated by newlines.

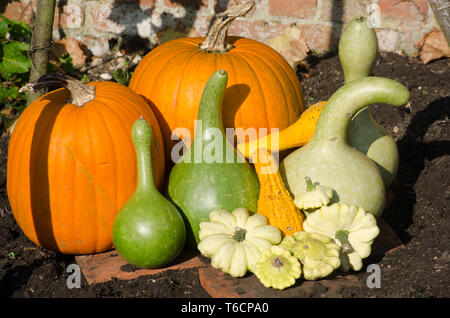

19,73,95,107
199,1,255,53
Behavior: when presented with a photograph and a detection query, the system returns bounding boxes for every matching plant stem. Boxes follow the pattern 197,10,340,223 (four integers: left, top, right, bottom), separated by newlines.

335,230,352,253
305,177,315,192
27,0,56,105
232,227,247,242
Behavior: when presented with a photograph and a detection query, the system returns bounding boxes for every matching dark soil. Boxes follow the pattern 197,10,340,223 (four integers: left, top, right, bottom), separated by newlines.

0,52,449,299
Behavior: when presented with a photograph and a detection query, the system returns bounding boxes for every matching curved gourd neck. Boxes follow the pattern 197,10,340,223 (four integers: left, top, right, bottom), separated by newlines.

193,70,228,148
132,119,158,194
310,77,409,144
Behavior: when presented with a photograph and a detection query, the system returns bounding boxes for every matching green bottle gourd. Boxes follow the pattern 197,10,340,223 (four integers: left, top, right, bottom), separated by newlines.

342,16,400,187
167,70,260,248
112,118,186,268
280,77,409,219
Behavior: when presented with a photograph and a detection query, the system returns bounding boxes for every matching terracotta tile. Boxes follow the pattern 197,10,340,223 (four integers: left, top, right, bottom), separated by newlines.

199,266,362,298
76,248,208,284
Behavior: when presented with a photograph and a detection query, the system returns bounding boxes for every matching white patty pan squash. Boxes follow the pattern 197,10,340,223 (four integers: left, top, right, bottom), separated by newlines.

198,208,282,277
294,177,333,210
303,203,380,271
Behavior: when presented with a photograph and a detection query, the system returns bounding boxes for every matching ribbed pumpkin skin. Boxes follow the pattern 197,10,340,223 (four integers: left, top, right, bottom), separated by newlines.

7,81,165,254
129,37,305,159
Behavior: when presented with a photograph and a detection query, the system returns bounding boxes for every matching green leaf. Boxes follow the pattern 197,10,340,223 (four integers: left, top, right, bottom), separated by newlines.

0,63,12,79
5,39,29,51
9,19,31,39
113,68,132,86
59,52,75,75
0,84,8,99
0,85,19,100
0,40,31,77
7,86,19,99
0,15,11,38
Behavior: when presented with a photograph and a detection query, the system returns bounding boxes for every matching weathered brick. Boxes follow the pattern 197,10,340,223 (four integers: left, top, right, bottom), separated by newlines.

59,3,85,29
76,35,110,57
269,0,317,19
398,24,428,55
186,14,213,37
87,4,125,34
3,2,25,22
377,0,430,55
164,0,209,9
320,0,368,22
378,0,426,27
3,1,35,25
267,24,310,68
227,19,289,43
375,28,399,52
412,0,429,19
4,1,62,29
299,24,340,52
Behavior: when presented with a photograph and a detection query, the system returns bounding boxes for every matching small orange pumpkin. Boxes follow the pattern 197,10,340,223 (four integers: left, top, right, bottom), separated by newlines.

129,1,305,160
7,74,165,254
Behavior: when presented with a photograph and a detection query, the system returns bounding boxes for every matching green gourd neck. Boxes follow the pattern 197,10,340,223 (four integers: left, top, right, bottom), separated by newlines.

338,16,379,125
339,16,378,84
310,77,409,145
192,70,228,151
132,118,158,194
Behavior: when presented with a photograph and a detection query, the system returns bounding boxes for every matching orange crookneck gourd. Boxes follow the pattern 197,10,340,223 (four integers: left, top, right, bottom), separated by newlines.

237,102,324,158
249,148,305,236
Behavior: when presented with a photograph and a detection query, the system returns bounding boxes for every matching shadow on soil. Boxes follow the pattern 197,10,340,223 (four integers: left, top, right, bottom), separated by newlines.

383,96,450,243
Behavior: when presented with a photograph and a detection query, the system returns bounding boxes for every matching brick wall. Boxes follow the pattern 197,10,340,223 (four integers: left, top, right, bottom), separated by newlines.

2,0,438,58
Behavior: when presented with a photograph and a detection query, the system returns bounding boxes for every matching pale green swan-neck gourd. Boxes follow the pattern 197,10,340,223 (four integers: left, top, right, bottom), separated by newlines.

280,77,410,218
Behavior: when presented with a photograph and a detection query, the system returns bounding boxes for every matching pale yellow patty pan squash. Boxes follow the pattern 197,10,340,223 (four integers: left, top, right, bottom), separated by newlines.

198,208,282,277
280,231,341,280
255,245,301,290
294,177,333,210
303,203,380,271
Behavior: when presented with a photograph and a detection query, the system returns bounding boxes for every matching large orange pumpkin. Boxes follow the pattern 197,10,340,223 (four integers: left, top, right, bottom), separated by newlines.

129,1,305,161
7,74,165,254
